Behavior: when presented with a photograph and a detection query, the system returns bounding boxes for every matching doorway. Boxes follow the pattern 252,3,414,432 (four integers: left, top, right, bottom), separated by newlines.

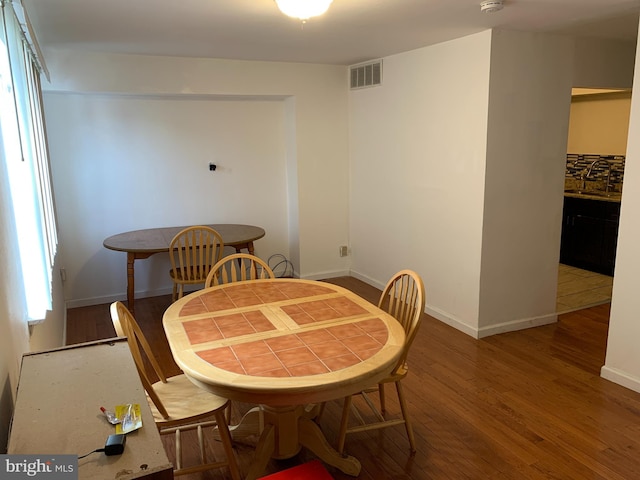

558,88,632,314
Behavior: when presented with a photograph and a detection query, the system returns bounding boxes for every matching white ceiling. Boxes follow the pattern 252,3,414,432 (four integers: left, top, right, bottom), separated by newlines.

23,0,640,66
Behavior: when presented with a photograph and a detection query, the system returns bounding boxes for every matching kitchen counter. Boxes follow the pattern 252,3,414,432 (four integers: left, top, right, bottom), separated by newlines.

564,190,621,203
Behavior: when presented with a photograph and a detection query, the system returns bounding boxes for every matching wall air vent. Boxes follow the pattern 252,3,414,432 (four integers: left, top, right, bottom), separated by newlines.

350,60,382,90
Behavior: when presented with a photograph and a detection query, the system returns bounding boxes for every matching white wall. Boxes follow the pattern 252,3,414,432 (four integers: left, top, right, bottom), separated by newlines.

41,50,350,305
349,30,573,338
573,37,636,89
602,34,640,393
0,146,26,453
349,31,492,336
28,259,66,350
46,94,288,304
479,31,573,335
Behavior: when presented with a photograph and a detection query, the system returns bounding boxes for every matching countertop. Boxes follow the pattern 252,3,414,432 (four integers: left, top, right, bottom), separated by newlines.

564,190,622,203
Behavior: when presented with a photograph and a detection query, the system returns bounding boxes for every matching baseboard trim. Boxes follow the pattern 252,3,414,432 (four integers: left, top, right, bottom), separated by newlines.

65,274,557,342
350,270,557,339
425,305,479,338
601,365,640,394
65,287,175,309
351,270,480,338
64,271,352,308
349,270,385,291
302,269,350,281
477,313,558,338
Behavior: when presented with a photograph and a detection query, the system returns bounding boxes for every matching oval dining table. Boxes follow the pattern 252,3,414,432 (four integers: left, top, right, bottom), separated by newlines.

163,278,405,480
103,223,265,314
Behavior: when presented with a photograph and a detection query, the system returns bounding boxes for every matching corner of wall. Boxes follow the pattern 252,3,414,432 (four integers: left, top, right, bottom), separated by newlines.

28,257,67,351
601,365,640,394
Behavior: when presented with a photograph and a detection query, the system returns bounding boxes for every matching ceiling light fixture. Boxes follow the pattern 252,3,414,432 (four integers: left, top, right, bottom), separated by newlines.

480,0,504,13
275,0,333,21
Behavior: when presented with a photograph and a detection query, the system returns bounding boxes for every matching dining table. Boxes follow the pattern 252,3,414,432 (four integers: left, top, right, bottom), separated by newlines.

103,223,265,313
162,278,406,480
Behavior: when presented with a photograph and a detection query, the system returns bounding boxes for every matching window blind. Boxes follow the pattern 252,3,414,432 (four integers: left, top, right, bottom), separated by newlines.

0,0,58,323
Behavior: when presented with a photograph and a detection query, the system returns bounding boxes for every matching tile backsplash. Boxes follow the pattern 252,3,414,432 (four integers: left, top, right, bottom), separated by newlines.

565,154,625,192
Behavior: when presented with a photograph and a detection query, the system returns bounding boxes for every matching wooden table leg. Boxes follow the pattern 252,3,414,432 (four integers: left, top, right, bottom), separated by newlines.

241,405,361,479
298,416,361,476
227,406,263,442
126,252,136,314
245,424,275,480
233,241,255,255
125,252,154,315
225,404,319,442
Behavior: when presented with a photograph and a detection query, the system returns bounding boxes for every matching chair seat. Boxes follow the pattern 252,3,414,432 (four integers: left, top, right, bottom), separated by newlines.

150,374,229,427
258,460,333,479
110,301,240,479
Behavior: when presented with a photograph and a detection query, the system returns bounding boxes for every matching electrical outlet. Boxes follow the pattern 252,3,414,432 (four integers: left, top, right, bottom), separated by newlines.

339,245,349,257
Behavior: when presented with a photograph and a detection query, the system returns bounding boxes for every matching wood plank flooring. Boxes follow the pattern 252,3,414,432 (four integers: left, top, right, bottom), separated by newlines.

65,277,640,480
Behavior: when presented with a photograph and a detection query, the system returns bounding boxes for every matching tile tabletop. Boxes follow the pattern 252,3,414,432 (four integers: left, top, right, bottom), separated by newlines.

163,278,405,406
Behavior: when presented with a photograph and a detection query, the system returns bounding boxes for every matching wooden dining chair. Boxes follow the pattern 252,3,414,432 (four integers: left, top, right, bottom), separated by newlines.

205,253,275,287
169,225,224,301
204,253,275,428
335,269,425,455
109,301,241,479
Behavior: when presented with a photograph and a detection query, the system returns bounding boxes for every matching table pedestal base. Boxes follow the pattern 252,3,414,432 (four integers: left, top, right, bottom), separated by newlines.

231,405,361,480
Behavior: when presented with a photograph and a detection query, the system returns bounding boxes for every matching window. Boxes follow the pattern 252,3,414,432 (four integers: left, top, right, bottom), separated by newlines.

0,0,57,323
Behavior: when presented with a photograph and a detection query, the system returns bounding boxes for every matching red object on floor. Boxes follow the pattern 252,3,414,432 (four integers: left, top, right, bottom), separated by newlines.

258,460,334,479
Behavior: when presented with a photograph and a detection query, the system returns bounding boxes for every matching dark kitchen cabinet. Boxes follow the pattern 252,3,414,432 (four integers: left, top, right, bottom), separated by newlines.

560,196,620,276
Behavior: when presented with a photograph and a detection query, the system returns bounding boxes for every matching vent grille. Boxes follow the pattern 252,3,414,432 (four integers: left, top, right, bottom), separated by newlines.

350,60,382,89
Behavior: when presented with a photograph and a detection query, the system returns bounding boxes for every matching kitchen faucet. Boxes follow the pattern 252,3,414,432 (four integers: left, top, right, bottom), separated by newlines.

583,159,612,194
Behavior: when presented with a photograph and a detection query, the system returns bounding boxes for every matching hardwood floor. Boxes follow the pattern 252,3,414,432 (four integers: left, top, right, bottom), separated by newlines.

66,277,640,480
